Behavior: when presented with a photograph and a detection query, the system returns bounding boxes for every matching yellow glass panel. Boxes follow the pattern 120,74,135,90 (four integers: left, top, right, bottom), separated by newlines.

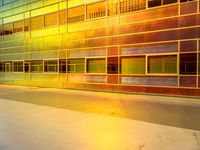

43,4,58,14
31,8,44,17
68,0,85,8
59,1,67,10
24,12,30,19
12,5,26,14
108,0,118,16
3,16,13,24
44,35,62,51
44,27,59,36
27,1,44,11
31,30,44,38
44,0,58,6
12,13,24,22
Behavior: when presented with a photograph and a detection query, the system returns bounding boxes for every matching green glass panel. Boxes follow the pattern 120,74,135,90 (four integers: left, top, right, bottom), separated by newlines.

87,58,106,73
121,56,145,74
148,55,177,74
68,59,85,73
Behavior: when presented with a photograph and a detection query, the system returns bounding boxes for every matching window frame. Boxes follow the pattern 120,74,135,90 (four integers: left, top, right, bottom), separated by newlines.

31,60,43,73
86,58,106,74
13,61,24,73
44,59,58,73
67,58,85,73
148,54,178,75
121,55,146,75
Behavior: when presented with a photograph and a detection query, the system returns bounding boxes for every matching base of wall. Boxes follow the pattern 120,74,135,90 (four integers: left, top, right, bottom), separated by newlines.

0,80,200,97
64,83,200,97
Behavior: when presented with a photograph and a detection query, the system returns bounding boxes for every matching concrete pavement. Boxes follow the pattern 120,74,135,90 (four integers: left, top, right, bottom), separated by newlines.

0,85,200,130
0,99,200,150
0,85,200,150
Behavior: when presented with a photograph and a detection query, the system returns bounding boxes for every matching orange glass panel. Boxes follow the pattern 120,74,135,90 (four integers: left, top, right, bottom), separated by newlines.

31,15,44,31
87,1,106,19
59,9,67,25
68,5,85,23
45,12,58,27
14,20,24,33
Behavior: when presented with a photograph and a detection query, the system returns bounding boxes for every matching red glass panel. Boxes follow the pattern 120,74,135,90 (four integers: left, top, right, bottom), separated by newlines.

180,40,197,52
180,76,197,87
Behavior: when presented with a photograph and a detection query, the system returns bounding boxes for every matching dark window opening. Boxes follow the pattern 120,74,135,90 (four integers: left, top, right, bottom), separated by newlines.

0,62,4,72
31,60,43,73
108,57,118,74
44,60,58,73
163,0,177,5
180,53,197,75
59,59,66,73
24,61,30,73
3,23,13,35
148,0,162,8
13,61,23,72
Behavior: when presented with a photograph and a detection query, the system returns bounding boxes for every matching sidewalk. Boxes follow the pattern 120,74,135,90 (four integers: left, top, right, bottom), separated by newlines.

0,99,200,150
0,84,200,131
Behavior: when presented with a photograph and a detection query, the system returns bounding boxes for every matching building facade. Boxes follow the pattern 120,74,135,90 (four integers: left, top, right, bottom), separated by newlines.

0,0,200,96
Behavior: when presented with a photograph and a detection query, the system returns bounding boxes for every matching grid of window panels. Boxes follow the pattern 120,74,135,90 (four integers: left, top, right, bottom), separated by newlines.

0,0,200,95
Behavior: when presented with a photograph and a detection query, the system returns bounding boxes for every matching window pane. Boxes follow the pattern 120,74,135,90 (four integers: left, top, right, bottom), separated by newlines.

121,56,145,74
5,62,12,72
87,58,106,73
148,0,162,8
163,0,177,5
68,6,85,23
13,61,23,72
59,9,67,25
59,59,66,73
108,57,118,74
87,1,106,19
180,53,197,75
120,0,146,13
31,60,43,73
3,23,13,35
180,0,194,2
148,55,177,74
0,62,4,72
0,25,3,36
68,59,85,73
24,19,30,32
108,0,118,16
14,20,24,33
44,60,58,72
24,61,30,73
45,12,58,27
31,15,44,31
